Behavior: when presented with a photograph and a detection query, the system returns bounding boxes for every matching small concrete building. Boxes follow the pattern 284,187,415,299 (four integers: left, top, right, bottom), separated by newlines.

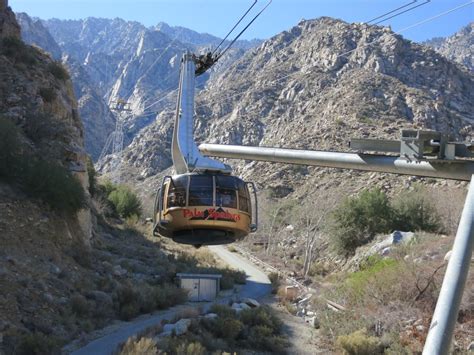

176,273,222,302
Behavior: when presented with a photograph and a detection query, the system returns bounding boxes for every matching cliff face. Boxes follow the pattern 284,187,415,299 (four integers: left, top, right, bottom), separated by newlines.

15,12,62,59
0,4,92,241
0,0,19,38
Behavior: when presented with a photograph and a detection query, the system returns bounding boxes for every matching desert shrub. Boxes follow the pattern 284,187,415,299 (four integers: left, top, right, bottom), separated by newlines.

308,261,330,277
392,187,441,233
16,332,61,355
22,158,86,214
119,336,157,355
48,61,70,81
336,329,385,355
86,157,97,195
39,87,56,102
1,36,36,65
213,317,244,340
0,117,21,179
101,179,118,195
329,188,393,255
176,341,206,355
108,185,142,218
70,294,89,317
115,282,140,320
239,306,282,332
247,325,289,353
119,303,140,321
220,268,246,289
153,284,188,309
268,272,281,293
209,304,237,319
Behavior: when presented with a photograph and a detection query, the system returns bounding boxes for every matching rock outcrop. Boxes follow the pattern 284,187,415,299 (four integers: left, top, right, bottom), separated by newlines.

425,22,473,72
15,12,62,59
0,0,19,38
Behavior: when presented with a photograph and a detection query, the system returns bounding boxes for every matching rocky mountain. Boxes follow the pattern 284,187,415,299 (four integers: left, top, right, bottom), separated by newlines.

113,17,473,210
64,56,116,161
15,12,61,59
155,21,261,50
16,15,258,160
425,22,473,71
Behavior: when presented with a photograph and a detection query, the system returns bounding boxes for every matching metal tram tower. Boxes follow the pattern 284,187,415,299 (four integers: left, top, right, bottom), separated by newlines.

199,130,474,355
98,99,131,184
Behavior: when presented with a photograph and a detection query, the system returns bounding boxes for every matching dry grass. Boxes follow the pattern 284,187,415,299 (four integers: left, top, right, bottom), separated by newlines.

118,336,157,355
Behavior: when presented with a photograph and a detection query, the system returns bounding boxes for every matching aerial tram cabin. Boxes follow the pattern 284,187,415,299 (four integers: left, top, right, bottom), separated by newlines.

153,173,257,246
152,52,258,246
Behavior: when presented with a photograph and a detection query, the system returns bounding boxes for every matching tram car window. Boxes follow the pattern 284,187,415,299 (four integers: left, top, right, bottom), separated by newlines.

189,175,213,206
215,175,238,209
167,175,188,207
237,180,251,213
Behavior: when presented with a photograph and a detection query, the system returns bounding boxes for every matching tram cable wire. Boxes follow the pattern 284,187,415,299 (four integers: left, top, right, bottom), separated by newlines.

372,0,431,25
212,0,258,57
365,0,418,24
138,0,472,119
215,0,272,61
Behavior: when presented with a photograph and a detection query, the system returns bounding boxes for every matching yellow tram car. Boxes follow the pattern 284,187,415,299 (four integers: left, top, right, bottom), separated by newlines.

153,173,257,246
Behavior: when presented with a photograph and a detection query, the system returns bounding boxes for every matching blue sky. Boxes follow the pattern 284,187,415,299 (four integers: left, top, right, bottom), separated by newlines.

10,0,473,42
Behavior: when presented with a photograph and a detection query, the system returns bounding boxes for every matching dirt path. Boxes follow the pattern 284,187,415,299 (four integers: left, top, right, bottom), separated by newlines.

261,296,326,355
212,247,327,354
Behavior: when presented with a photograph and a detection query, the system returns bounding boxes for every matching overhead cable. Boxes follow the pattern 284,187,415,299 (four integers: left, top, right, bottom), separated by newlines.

365,0,418,24
212,0,258,56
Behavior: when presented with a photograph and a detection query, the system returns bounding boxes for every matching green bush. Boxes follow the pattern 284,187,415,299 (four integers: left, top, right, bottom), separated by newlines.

1,37,36,65
0,117,20,179
22,158,86,214
212,317,244,340
392,187,441,233
70,294,89,317
209,304,237,319
48,61,70,81
329,189,393,255
336,329,385,355
86,157,97,195
108,185,142,218
115,282,187,321
247,325,289,353
268,272,281,293
240,306,282,332
0,117,86,213
220,268,246,289
16,332,61,355
39,87,56,102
